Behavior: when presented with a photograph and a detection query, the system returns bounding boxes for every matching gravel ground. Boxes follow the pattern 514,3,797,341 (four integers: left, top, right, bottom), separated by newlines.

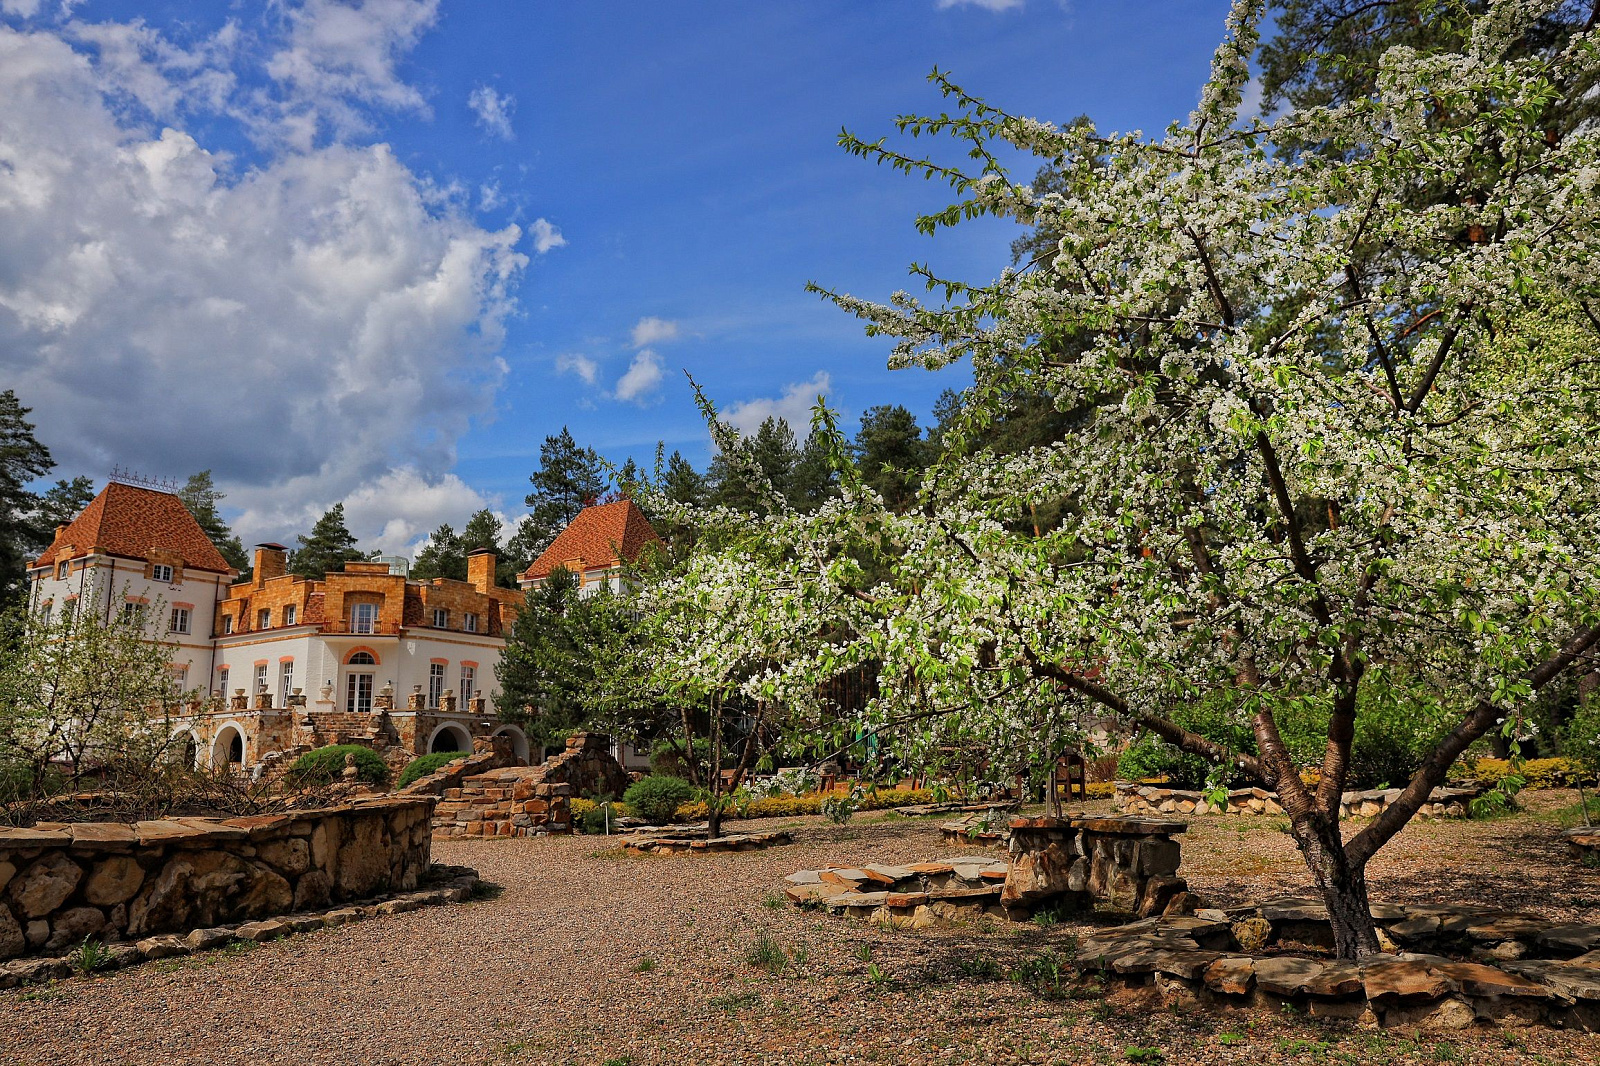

2,792,1597,1066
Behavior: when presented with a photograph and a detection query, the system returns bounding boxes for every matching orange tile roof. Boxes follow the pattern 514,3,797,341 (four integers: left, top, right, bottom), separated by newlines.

34,482,233,574
522,499,663,581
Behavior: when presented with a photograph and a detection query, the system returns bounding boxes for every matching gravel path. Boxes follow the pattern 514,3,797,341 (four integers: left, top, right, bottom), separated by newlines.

2,795,1597,1066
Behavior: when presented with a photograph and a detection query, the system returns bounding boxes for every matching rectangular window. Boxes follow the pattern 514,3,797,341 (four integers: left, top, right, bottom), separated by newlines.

218,666,229,696
56,560,69,580
460,665,476,705
254,663,268,694
284,604,297,626
222,615,233,634
258,607,271,629
351,602,377,634
428,663,445,708
279,661,294,706
172,665,188,694
122,602,141,622
152,563,174,583
464,612,479,634
346,671,374,714
432,607,448,628
169,607,190,634
39,603,52,625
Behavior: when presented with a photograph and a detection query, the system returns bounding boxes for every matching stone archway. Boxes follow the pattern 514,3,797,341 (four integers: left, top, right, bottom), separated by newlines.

427,722,473,755
212,722,246,768
492,725,531,764
174,729,202,770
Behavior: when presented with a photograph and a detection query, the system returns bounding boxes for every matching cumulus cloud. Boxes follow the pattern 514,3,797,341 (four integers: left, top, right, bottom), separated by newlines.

262,0,440,148
722,372,832,435
1,0,43,17
556,353,599,385
629,316,679,348
467,84,514,139
937,0,1024,10
529,217,566,253
0,21,527,547
613,350,665,404
232,467,493,557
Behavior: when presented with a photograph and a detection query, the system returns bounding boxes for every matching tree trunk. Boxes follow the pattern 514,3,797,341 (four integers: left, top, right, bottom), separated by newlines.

707,693,723,840
1298,820,1382,959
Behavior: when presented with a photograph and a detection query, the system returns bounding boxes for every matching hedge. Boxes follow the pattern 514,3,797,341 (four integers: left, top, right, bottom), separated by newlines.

397,751,467,789
288,744,390,787
571,782,1116,825
1452,756,1589,789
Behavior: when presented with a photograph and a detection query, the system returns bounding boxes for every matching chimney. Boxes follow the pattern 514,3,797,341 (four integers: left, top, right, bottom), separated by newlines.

467,548,496,594
254,543,287,588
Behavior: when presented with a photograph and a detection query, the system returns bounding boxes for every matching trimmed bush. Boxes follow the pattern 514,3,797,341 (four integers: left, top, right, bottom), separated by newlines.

289,744,390,787
397,751,467,789
623,774,696,824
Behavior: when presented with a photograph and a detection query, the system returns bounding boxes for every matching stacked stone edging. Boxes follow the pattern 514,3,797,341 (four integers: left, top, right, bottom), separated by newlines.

1115,782,1484,819
0,795,435,964
621,829,793,854
1076,898,1600,1030
788,814,1192,927
0,863,479,989
424,732,628,839
1568,827,1600,865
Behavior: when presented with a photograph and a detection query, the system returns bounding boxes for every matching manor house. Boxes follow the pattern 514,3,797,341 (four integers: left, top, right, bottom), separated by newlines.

25,480,661,774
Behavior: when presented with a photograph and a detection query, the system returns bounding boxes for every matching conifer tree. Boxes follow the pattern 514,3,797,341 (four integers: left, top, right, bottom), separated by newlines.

411,523,466,582
178,471,248,572
0,391,54,608
289,503,362,579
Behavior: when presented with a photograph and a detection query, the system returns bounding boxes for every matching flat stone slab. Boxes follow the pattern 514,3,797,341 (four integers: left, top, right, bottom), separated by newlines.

66,823,138,846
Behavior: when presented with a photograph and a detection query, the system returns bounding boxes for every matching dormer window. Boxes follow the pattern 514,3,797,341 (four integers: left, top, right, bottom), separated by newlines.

432,608,448,628
152,564,174,583
56,560,69,580
258,607,271,629
351,602,378,635
222,615,234,635
284,605,297,626
464,612,479,633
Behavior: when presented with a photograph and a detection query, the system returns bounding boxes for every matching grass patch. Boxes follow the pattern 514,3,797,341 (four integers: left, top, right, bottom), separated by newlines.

709,990,761,1012
1124,1049,1164,1064
69,938,113,975
760,891,787,911
746,929,792,975
632,957,656,973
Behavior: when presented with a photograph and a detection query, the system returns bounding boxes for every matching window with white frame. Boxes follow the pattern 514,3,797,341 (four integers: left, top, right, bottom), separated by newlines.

222,614,233,634
254,663,268,694
284,604,297,626
218,666,229,696
464,612,479,633
122,601,142,622
432,607,448,628
39,602,51,625
56,560,69,580
350,602,377,634
152,563,174,583
428,663,445,708
172,665,188,694
257,607,271,629
459,665,476,704
169,607,190,634
279,661,294,705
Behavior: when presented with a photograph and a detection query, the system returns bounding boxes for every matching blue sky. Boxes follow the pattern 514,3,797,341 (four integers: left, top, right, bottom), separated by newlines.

0,0,1235,552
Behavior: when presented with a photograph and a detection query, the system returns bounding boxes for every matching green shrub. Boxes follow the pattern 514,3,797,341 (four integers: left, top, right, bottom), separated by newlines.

578,795,617,834
396,752,466,789
289,744,390,787
623,774,695,824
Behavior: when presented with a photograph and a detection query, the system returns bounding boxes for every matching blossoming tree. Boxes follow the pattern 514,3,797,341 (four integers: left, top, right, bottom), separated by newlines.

650,0,1600,959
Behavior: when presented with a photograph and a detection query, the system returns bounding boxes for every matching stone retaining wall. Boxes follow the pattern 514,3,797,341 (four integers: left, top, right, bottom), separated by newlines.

1569,827,1600,865
1115,782,1484,819
414,732,628,838
0,795,434,963
1076,898,1600,1030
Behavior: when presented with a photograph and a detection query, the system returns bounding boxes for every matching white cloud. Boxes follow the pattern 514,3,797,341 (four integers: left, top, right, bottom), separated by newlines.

613,349,665,404
262,0,440,148
232,467,491,556
0,22,528,546
467,84,514,140
479,180,502,211
937,0,1024,10
722,372,832,435
65,17,239,118
556,353,599,385
1,1,43,17
630,315,679,348
529,217,566,253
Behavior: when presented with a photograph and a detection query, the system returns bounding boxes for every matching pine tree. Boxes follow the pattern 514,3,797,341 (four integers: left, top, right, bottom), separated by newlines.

790,431,839,512
177,471,249,572
522,427,609,557
850,405,930,513
35,477,96,532
459,508,519,587
411,523,466,582
709,417,798,513
661,450,706,507
0,391,54,608
289,503,363,579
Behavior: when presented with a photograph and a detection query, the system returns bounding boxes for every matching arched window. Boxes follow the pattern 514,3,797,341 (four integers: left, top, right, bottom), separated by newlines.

349,651,376,665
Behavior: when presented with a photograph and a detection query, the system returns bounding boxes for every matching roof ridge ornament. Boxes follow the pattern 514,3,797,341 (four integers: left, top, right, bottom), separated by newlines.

108,466,180,495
